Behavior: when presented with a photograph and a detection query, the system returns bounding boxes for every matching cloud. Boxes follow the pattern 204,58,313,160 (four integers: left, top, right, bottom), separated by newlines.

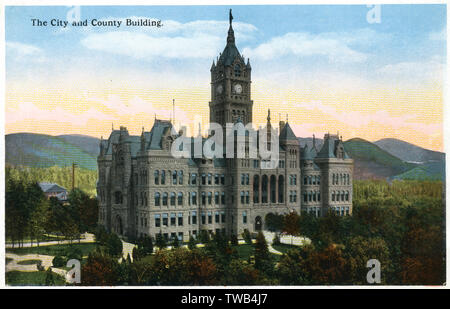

6,41,47,63
80,18,257,60
376,55,445,82
6,102,114,126
242,30,376,63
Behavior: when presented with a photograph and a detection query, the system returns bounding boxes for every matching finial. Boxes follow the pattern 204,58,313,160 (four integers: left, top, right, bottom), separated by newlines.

267,108,271,122
229,8,233,25
112,123,114,131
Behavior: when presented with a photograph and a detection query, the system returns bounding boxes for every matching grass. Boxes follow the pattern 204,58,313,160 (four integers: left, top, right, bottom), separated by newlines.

272,243,299,254
17,259,42,265
6,243,98,256
6,271,66,286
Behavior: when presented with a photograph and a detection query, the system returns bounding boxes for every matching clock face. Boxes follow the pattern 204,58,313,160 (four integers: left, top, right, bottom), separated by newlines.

234,83,242,94
216,84,223,94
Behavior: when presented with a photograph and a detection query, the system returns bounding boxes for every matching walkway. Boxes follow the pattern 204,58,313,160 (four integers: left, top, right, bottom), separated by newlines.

6,233,95,248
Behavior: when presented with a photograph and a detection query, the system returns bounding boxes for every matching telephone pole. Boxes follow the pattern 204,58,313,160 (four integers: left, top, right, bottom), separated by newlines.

72,163,78,191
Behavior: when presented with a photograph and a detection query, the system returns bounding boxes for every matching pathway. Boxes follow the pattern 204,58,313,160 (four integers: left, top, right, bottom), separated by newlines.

6,233,95,249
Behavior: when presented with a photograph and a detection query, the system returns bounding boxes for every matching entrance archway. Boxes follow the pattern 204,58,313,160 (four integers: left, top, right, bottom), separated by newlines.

255,216,262,231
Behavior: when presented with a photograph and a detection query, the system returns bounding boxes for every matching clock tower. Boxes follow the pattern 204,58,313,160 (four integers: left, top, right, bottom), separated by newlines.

209,9,253,127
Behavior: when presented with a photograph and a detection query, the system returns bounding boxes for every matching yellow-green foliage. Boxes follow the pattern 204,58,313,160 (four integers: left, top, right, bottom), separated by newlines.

6,165,97,197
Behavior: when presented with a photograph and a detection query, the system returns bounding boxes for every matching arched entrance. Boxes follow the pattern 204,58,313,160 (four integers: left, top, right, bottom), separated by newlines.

115,215,123,235
255,216,262,231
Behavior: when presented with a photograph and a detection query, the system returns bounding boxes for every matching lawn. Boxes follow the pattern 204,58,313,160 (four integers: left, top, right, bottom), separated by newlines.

6,243,98,257
272,243,300,254
6,271,66,286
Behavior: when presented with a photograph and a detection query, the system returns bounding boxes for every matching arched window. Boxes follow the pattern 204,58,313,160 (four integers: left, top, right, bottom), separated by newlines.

173,171,177,185
345,191,349,201
155,192,160,206
208,192,212,205
154,170,159,185
278,175,284,203
192,192,197,205
261,175,268,203
161,170,166,185
178,170,183,184
162,192,168,206
253,175,260,203
178,192,183,205
170,192,176,205
341,191,345,202
270,175,277,203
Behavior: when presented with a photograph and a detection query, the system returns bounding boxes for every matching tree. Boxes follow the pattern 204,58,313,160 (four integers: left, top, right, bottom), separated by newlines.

230,234,239,246
188,236,197,250
254,232,273,276
141,235,154,255
155,233,167,249
45,268,56,286
171,236,180,248
106,233,123,257
198,230,210,244
242,229,252,244
265,213,283,232
282,211,300,244
81,251,120,286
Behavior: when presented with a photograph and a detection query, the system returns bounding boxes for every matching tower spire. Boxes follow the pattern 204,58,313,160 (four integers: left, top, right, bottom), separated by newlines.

227,9,235,44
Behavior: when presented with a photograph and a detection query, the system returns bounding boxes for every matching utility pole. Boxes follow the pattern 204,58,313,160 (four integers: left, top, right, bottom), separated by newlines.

72,163,78,191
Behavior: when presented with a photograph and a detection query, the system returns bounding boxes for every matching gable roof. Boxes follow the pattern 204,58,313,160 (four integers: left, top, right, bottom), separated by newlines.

279,122,297,141
39,182,67,193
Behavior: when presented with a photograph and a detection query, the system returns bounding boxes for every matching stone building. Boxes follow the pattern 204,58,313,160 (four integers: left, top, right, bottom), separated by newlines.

97,12,353,241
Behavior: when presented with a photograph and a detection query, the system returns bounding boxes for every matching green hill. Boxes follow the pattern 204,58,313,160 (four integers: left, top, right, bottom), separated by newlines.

5,133,99,170
343,138,417,179
393,161,445,181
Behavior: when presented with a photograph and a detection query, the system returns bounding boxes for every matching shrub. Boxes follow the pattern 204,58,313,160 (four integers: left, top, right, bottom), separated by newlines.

188,236,197,250
242,229,252,245
52,255,67,268
230,234,239,246
66,246,83,261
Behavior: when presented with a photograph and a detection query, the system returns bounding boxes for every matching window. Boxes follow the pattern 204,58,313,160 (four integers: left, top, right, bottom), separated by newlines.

208,174,212,185
170,213,176,226
253,160,259,168
215,174,219,185
191,192,197,205
221,192,225,204
202,192,206,205
332,191,335,202
345,191,349,201
192,211,197,225
243,211,247,224
221,211,226,223
215,211,220,223
155,192,160,206
162,213,168,226
202,173,206,185
154,170,159,185
170,192,176,205
208,192,212,205
221,174,225,185
241,174,245,185
161,170,166,185
234,64,241,77
191,173,197,185
241,191,245,204
245,191,250,204
215,192,219,204
201,212,206,225
178,232,183,241
178,213,183,226
178,192,183,205
162,192,168,206
208,211,212,224
172,171,177,185
155,214,161,227
178,170,183,184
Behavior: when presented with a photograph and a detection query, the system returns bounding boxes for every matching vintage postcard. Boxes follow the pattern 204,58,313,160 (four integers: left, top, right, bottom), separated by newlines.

2,2,447,291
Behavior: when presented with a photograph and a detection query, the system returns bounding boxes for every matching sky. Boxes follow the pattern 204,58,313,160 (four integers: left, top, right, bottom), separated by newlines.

5,4,447,151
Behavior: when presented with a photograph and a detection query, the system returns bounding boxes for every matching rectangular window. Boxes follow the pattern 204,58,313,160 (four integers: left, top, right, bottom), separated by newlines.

221,192,225,204
192,211,197,225
215,211,220,223
243,211,247,224
170,213,176,226
221,211,226,223
201,212,206,225
202,174,206,185
215,174,219,185
208,211,212,224
178,213,183,226
178,232,183,241
162,213,168,226
221,174,225,185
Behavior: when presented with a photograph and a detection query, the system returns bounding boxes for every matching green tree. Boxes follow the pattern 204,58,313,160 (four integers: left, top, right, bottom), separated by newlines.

155,233,167,249
254,231,273,276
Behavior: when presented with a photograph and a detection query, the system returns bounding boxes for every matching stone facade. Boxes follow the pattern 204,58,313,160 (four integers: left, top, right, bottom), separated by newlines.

97,13,353,242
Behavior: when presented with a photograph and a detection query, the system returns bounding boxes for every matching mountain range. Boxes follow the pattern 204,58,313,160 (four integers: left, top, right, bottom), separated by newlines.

5,133,445,181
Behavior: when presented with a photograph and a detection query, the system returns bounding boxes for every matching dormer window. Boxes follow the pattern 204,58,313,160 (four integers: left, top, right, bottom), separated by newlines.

234,64,241,77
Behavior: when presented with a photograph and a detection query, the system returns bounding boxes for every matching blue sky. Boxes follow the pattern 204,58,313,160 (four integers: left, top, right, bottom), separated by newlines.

4,5,447,151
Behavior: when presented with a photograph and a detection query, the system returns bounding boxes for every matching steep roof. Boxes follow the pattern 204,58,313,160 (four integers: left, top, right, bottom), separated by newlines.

316,135,350,159
148,120,172,150
279,122,297,141
39,182,67,193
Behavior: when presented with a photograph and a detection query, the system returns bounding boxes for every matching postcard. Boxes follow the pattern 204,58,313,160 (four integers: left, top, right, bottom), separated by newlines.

3,3,447,289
